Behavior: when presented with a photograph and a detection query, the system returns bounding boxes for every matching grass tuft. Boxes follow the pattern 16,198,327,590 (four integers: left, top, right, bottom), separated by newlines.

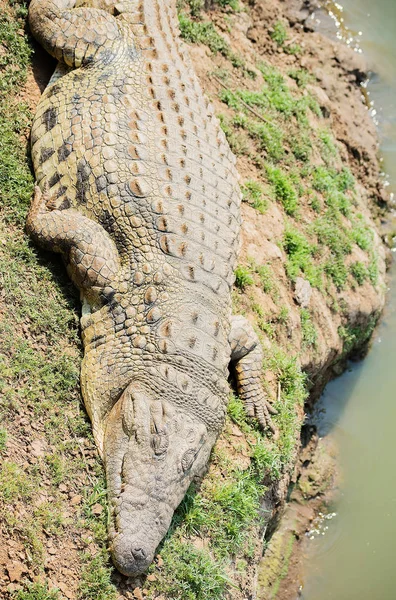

234,265,254,289
15,582,60,600
77,554,118,600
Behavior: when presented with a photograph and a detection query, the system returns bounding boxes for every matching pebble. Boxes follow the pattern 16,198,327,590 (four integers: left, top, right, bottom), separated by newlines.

6,561,26,582
91,503,103,516
70,495,82,506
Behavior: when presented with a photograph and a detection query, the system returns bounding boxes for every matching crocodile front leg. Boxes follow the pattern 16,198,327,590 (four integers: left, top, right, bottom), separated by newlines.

230,315,278,435
26,183,120,307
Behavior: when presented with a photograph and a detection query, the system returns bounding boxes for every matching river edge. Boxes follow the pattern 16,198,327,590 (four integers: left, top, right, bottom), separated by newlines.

254,2,395,598
0,0,393,598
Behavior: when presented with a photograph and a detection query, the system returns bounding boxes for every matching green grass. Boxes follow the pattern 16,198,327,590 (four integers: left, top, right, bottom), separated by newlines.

242,180,269,213
77,554,118,600
300,309,318,349
0,461,34,504
178,13,244,68
319,129,338,163
288,68,315,88
147,536,230,600
270,21,288,46
266,166,298,215
338,316,378,357
350,261,368,285
282,227,322,289
253,263,276,294
0,428,6,452
234,265,254,289
15,582,60,600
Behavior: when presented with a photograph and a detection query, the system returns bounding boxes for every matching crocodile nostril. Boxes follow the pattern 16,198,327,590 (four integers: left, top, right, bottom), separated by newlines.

132,547,147,560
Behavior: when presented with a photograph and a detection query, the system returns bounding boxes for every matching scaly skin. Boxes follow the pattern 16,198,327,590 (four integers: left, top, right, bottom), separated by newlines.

27,0,276,576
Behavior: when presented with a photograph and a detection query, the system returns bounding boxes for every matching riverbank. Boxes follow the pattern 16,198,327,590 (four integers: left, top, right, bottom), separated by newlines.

0,0,391,598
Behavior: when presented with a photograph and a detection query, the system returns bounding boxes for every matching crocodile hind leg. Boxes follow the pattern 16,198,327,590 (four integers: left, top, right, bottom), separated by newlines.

28,0,122,69
229,315,278,436
26,184,120,305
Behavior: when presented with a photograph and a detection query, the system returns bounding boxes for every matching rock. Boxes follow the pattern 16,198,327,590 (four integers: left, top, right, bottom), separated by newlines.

6,561,26,582
29,438,47,458
7,583,22,593
70,495,82,506
306,84,332,117
294,277,312,307
246,240,282,262
57,581,74,599
91,503,103,516
156,555,164,567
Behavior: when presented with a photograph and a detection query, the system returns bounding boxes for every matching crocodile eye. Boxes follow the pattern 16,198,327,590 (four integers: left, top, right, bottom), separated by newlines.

181,449,197,472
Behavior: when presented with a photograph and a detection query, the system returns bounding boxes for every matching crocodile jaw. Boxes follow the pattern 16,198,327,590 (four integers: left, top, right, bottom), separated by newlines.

103,384,215,576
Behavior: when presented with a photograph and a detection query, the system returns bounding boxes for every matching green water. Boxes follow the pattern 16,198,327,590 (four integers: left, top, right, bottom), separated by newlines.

300,2,396,599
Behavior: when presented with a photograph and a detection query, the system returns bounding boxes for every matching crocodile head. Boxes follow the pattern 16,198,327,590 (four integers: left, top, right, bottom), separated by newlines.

103,382,215,576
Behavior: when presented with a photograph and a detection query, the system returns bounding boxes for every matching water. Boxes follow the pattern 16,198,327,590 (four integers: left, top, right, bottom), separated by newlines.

300,1,396,598
339,0,396,188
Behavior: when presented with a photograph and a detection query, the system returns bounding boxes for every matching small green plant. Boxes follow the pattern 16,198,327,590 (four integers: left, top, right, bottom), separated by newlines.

285,43,302,55
235,265,254,289
242,180,268,213
45,453,67,485
270,21,288,46
251,262,275,294
283,227,322,288
288,68,314,88
290,133,312,162
300,308,318,349
217,0,239,9
368,252,379,286
0,461,33,504
350,261,368,285
0,428,6,452
77,553,117,600
258,320,276,338
179,14,230,54
15,582,60,600
178,13,243,68
310,195,322,213
185,0,205,17
278,306,290,324
34,502,65,535
266,166,298,215
319,129,338,163
313,214,352,258
338,316,378,357
148,535,230,600
218,114,249,155
351,216,373,250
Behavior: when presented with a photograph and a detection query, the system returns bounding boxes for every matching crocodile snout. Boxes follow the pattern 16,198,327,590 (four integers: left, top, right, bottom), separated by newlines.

104,382,217,575
111,535,153,576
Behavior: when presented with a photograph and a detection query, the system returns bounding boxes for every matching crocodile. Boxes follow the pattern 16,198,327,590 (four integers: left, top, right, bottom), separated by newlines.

27,0,277,576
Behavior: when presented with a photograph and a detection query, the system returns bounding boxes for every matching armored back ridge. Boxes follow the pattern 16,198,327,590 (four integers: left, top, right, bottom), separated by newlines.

27,0,276,575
